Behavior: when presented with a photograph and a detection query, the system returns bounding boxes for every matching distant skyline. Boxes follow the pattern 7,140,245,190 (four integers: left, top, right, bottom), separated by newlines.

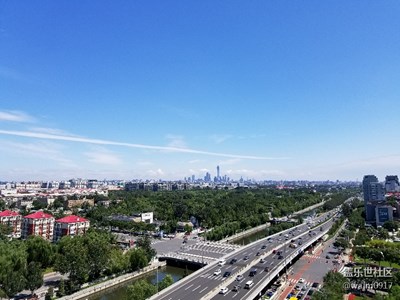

1,1,400,181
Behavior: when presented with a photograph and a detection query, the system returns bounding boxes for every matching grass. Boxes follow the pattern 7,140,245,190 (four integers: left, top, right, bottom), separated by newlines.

353,254,400,269
43,267,54,274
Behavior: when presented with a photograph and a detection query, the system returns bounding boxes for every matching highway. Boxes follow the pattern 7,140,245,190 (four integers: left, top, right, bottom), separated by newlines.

152,210,337,300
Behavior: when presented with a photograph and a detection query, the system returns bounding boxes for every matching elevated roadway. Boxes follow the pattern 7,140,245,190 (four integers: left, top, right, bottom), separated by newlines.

151,210,337,300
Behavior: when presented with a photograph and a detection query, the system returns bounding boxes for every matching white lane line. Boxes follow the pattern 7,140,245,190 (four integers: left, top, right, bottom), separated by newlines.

192,285,201,291
199,286,208,293
185,284,194,290
232,266,238,271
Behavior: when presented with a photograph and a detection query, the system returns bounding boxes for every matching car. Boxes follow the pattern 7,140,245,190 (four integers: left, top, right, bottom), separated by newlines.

230,258,238,264
245,280,254,289
219,287,229,294
261,245,267,249
256,252,261,256
232,285,241,292
295,285,301,291
278,255,284,259
299,278,305,283
260,258,266,263
223,271,231,277
249,268,257,276
243,255,249,260
312,282,320,289
307,289,314,296
236,274,244,281
214,269,221,276
272,249,277,254
218,260,226,266
326,255,330,259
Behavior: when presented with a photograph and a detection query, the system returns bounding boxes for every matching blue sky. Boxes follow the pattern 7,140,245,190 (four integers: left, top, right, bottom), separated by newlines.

1,1,400,181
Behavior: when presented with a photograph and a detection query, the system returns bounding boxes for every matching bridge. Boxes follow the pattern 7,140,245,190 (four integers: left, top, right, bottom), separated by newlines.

150,211,336,300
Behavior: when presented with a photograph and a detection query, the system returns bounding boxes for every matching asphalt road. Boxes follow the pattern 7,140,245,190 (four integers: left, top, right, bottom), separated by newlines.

154,212,336,300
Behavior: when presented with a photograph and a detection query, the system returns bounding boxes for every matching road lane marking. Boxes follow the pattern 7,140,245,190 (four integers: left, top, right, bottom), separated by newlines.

192,285,201,291
185,284,194,290
199,286,208,293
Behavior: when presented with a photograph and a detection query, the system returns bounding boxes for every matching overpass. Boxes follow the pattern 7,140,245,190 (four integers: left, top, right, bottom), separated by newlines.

150,210,336,300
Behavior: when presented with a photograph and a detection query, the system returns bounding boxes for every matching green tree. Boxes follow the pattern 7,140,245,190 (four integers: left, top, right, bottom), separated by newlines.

106,247,130,275
26,236,54,268
136,235,157,262
45,286,54,300
159,274,174,290
54,237,88,288
333,238,349,250
126,279,157,300
84,230,112,280
383,220,399,232
57,278,65,297
26,261,43,295
129,248,148,271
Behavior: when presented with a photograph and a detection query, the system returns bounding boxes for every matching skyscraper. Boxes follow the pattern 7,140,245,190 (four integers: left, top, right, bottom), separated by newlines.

217,165,220,179
363,175,385,224
385,175,400,193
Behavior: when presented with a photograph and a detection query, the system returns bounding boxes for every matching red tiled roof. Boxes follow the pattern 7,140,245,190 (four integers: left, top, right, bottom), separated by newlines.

56,215,88,223
0,210,20,217
24,211,54,219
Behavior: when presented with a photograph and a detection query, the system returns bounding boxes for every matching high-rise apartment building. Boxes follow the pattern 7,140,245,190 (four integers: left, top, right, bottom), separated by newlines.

53,215,90,242
385,175,400,193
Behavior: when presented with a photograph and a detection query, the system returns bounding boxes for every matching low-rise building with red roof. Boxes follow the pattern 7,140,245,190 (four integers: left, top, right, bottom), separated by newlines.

0,210,22,238
53,215,90,242
22,211,55,241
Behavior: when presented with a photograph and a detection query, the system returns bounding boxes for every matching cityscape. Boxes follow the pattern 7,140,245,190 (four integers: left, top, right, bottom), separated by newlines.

1,1,400,300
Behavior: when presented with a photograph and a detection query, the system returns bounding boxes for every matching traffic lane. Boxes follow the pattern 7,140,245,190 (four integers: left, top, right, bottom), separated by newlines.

156,214,334,299
211,220,335,300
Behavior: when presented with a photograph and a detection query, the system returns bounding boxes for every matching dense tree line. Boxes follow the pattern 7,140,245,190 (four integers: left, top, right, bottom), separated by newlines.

0,231,157,298
86,188,357,234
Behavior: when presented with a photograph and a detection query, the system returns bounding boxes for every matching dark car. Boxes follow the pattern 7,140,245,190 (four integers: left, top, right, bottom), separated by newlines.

264,266,270,272
249,269,257,276
312,282,320,289
261,245,267,249
243,255,249,260
278,255,284,259
256,252,261,256
230,258,238,264
223,271,231,277
232,285,241,292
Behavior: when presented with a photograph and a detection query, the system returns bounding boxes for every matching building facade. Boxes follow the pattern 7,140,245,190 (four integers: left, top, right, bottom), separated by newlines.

21,211,55,241
53,215,90,242
0,210,22,238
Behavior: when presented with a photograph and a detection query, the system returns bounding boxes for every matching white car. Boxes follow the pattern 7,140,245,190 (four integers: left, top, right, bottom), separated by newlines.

299,278,305,283
219,287,229,294
214,269,222,276
236,274,244,281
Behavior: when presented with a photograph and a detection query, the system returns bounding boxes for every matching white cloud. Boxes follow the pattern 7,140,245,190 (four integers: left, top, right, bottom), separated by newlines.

188,159,203,164
137,161,154,166
210,134,233,144
146,168,164,177
84,147,122,166
165,134,188,149
29,127,79,136
218,158,242,165
0,129,289,160
0,110,35,122
0,140,75,167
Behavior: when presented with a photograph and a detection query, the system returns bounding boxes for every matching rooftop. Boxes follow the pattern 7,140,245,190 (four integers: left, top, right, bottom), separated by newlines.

0,210,20,217
56,215,89,223
24,211,54,219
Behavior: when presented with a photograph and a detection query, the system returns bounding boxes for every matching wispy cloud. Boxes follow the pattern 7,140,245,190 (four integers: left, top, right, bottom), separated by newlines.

0,129,290,160
0,110,35,122
29,127,79,136
84,147,122,166
0,140,75,167
210,134,233,144
218,158,242,165
147,168,164,177
165,134,187,149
